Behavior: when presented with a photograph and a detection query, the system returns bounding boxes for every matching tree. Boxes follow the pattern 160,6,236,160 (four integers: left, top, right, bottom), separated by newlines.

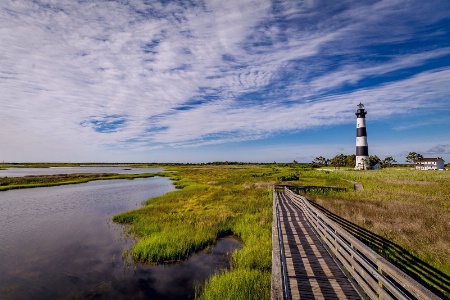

406,152,423,165
331,154,346,169
345,154,356,167
311,156,329,167
369,155,381,166
382,156,396,168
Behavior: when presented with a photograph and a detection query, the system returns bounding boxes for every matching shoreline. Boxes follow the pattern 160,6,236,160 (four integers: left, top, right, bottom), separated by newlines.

0,172,167,191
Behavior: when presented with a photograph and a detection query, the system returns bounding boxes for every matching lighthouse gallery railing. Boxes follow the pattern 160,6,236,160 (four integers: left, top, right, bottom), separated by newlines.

282,187,439,300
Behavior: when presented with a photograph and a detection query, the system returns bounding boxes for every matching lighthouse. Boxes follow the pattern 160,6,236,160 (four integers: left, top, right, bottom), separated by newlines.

355,103,369,169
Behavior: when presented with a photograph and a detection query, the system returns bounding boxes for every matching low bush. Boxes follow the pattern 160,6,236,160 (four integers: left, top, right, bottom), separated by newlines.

278,173,299,181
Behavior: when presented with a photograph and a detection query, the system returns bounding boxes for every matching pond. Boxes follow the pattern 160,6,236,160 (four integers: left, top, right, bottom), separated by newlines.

0,176,241,299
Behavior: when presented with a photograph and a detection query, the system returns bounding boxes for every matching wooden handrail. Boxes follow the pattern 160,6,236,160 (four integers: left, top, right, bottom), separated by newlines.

277,184,347,193
283,187,440,300
271,188,290,300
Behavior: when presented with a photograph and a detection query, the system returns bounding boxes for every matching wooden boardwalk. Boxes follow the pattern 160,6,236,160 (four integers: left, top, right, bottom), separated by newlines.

277,191,363,299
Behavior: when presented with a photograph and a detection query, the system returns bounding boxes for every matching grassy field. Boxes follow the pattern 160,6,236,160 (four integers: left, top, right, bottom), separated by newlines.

304,168,449,272
2,163,448,298
295,167,450,298
0,163,153,168
111,164,449,298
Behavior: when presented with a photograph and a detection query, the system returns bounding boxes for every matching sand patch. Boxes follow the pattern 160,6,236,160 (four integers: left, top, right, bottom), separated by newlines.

244,182,275,189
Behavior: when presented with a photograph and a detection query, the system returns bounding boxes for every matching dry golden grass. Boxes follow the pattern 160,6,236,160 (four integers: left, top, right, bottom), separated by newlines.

378,178,438,185
243,182,276,189
314,196,449,269
301,167,450,297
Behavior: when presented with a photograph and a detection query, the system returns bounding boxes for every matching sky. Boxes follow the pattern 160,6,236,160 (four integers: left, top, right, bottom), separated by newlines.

1,0,450,163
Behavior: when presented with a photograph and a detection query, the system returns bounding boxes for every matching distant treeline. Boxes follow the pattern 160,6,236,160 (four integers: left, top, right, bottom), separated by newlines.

1,159,443,169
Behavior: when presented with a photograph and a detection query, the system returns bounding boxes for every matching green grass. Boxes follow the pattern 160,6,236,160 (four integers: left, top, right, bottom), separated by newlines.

196,269,271,300
113,165,280,298
108,164,449,299
3,163,447,297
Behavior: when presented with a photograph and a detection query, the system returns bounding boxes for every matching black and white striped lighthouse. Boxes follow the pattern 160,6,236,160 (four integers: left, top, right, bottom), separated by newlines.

355,103,369,169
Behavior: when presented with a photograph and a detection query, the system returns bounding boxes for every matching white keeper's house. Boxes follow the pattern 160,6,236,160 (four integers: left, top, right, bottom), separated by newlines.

415,157,445,170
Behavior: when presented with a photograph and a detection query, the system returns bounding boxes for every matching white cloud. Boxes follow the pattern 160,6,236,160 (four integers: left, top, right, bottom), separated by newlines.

1,0,449,162
141,68,450,147
309,48,450,92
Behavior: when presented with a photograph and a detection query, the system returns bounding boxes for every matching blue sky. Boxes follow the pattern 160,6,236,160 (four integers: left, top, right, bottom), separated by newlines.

1,0,450,163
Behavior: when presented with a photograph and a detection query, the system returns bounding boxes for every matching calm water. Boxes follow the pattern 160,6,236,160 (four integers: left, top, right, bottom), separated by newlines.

0,176,241,299
0,166,163,177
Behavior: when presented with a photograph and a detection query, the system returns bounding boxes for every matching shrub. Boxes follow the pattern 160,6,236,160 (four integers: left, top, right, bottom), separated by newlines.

278,173,299,181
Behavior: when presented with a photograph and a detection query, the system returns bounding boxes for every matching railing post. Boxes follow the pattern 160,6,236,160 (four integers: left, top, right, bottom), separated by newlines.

378,264,384,299
350,243,356,273
334,228,339,252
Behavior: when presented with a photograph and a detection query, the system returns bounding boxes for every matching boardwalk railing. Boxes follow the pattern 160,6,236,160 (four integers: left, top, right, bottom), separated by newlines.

277,185,347,194
282,187,439,300
273,188,291,300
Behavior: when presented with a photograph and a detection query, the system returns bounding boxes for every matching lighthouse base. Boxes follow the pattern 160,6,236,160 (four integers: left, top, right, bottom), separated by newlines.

355,156,370,170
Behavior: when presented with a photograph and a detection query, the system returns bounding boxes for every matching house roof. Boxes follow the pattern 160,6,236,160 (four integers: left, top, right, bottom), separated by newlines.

419,157,444,162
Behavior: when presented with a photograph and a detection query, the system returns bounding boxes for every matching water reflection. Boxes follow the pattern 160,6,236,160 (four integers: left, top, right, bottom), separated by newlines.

69,237,241,300
0,178,241,299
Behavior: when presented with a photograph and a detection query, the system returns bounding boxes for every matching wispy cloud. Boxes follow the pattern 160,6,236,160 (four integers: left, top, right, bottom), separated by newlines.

1,0,449,162
426,144,450,155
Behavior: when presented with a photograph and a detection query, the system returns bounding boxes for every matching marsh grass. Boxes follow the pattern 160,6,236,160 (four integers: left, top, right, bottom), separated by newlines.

112,165,449,298
196,269,271,300
0,172,161,191
113,165,283,298
298,167,450,297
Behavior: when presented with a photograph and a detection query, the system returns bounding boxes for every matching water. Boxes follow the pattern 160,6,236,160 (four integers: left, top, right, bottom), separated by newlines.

0,176,241,299
0,166,163,177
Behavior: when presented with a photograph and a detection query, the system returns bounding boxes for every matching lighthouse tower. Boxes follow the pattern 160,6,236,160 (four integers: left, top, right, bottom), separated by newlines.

355,103,369,170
